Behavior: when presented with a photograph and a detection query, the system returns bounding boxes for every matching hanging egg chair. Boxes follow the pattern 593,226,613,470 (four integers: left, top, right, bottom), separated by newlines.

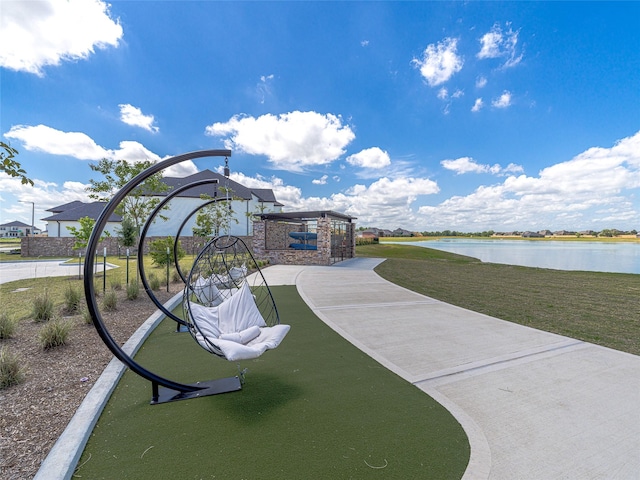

183,235,290,362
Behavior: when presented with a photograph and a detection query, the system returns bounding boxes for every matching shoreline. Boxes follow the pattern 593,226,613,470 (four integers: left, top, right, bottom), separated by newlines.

381,235,639,243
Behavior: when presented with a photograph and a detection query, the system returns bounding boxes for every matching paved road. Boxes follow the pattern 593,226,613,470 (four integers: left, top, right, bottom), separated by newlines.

0,260,116,285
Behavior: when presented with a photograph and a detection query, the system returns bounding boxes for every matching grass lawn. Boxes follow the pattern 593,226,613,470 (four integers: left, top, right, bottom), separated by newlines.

358,243,640,356
75,286,470,479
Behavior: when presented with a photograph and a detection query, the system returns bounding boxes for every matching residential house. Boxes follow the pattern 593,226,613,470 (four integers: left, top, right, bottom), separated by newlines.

42,170,283,238
0,220,42,237
42,202,122,237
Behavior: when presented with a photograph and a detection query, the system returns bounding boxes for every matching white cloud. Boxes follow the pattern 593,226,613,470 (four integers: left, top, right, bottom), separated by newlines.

119,104,159,133
361,40,369,47
0,0,123,76
226,169,439,229
476,76,488,88
4,124,162,163
346,147,391,169
419,131,640,230
412,37,463,87
452,89,464,99
477,23,523,68
312,175,328,185
471,98,484,112
6,124,110,159
441,157,522,176
257,74,274,104
205,111,355,172
492,91,512,108
441,157,489,174
0,172,91,225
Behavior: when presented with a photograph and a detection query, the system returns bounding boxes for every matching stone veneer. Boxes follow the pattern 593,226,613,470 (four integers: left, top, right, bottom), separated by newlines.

252,218,355,265
19,236,252,258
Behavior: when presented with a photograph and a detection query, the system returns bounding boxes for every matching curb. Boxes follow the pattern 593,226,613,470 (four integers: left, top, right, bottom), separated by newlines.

33,291,184,480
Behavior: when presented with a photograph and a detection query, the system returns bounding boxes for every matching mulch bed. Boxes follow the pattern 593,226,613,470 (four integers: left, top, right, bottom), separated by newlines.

0,284,180,480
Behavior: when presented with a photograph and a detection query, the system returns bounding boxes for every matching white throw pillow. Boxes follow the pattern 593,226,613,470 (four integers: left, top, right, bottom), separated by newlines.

217,282,267,334
188,302,221,339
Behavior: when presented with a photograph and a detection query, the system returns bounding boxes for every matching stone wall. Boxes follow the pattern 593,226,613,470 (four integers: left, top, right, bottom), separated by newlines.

20,235,253,258
264,221,306,249
253,218,339,266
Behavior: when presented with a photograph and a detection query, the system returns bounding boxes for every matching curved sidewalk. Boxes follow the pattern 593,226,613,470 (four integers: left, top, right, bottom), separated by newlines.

290,257,640,479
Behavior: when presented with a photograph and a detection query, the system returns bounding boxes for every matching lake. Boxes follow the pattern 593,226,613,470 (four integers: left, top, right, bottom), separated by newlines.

383,239,640,275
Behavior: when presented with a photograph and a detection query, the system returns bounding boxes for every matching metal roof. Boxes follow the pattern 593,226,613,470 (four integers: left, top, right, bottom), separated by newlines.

258,211,356,222
41,202,122,222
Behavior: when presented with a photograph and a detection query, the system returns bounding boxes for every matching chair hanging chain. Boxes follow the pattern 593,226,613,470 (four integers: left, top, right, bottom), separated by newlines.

223,156,231,237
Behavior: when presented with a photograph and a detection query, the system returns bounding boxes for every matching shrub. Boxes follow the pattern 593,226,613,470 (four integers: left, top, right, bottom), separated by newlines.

102,289,118,311
149,236,185,266
148,273,161,291
38,319,72,349
0,347,25,389
32,291,54,322
126,281,139,300
110,277,123,291
0,312,18,339
171,269,182,283
81,305,93,325
63,284,82,313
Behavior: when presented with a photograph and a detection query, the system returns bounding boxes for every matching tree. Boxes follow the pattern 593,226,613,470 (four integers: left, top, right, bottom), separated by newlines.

67,216,110,250
149,236,185,266
117,215,138,248
87,159,169,234
1,142,33,186
192,191,238,237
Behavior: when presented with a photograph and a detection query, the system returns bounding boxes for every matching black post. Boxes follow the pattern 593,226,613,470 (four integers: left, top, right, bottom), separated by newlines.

103,247,107,294
166,247,170,292
126,248,130,285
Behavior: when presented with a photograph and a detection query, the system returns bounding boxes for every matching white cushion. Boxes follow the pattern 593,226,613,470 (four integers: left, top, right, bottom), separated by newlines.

219,325,261,344
212,325,290,361
189,281,290,361
217,282,266,333
192,276,222,306
188,302,221,339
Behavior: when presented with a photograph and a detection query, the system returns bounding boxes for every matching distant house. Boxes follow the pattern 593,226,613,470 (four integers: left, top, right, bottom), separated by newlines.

522,231,545,238
42,170,283,238
392,228,414,237
0,220,42,237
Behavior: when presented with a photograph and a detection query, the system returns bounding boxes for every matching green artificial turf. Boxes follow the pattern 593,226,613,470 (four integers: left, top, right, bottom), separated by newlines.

75,286,469,479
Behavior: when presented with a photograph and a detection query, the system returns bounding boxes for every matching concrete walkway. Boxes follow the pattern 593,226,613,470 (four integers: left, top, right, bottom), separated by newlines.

273,258,640,479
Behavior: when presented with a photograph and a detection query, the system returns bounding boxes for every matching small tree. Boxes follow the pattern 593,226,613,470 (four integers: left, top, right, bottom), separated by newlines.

67,216,110,250
149,236,185,266
87,159,169,235
117,215,138,248
192,191,238,237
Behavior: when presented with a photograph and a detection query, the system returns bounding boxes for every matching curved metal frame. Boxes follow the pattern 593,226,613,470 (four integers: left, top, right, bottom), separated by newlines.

173,197,225,284
137,177,219,325
83,149,240,404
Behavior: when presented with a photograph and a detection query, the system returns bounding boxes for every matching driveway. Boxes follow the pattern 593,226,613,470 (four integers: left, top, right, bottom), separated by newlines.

0,260,116,285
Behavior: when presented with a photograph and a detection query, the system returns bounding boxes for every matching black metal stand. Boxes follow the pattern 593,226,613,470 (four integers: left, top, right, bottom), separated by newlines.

150,376,242,405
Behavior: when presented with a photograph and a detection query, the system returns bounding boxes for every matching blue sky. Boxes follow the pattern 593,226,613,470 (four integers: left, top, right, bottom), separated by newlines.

1,1,639,232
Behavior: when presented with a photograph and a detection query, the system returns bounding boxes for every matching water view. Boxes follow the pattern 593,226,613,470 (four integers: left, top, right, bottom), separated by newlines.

384,239,640,275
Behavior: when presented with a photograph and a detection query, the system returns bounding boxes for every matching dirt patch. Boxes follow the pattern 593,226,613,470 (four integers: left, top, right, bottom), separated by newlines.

0,284,182,480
